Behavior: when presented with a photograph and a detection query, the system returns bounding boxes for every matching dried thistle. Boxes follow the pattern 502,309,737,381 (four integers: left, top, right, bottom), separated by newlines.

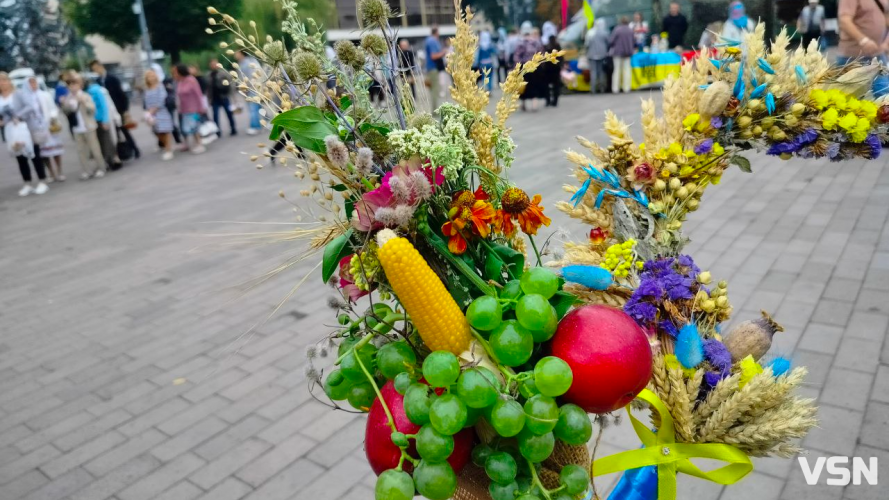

357,0,391,27
361,33,388,57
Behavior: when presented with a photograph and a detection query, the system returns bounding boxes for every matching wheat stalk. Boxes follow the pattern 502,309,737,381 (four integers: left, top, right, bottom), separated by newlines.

693,373,740,428
698,370,774,442
668,367,695,443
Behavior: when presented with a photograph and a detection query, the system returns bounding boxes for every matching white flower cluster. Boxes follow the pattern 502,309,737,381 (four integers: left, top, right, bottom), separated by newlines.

388,122,477,181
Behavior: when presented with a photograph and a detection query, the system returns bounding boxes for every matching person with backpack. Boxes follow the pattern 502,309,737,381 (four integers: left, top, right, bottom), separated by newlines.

208,59,237,137
90,60,140,160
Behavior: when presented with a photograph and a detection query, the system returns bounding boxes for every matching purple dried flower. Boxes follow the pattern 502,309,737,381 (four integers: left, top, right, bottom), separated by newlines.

766,141,798,156
795,128,818,146
703,339,732,374
710,116,724,129
704,371,722,388
637,279,664,299
624,300,658,324
865,134,882,159
662,273,694,300
694,139,714,155
659,320,679,338
677,255,700,276
827,142,841,159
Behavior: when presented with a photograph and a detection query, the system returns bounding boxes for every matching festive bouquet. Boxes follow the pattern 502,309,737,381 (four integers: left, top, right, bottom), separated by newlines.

207,2,888,498
555,24,888,500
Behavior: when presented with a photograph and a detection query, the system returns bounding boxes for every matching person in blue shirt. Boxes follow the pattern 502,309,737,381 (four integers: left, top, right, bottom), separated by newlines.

85,77,119,170
424,26,447,112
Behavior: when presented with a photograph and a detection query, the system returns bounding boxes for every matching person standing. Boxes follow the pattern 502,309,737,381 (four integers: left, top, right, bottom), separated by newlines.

424,26,447,112
143,69,175,161
610,17,636,94
208,59,237,136
514,23,545,111
585,19,610,94
173,64,207,154
30,76,65,182
234,49,262,135
61,74,106,179
661,2,689,49
90,60,140,159
837,0,889,97
544,35,563,107
721,1,756,41
0,72,50,196
630,12,650,51
798,0,826,49
398,39,417,97
85,76,118,170
476,31,497,91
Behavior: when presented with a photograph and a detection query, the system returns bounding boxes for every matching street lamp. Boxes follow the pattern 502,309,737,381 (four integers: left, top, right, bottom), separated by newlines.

132,0,153,61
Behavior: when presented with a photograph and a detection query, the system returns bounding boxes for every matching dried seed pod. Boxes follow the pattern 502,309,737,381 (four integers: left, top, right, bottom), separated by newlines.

723,311,784,362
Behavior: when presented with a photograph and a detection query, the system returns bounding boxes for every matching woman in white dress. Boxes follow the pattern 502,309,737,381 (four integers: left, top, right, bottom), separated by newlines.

29,76,65,182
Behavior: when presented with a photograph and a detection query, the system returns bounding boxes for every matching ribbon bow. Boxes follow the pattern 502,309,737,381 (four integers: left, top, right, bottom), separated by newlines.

592,389,753,500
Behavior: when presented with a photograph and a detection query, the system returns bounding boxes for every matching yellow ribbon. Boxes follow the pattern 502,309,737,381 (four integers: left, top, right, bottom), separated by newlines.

591,389,753,500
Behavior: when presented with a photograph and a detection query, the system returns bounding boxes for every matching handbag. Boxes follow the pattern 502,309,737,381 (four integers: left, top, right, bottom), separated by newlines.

577,56,590,71
49,118,62,134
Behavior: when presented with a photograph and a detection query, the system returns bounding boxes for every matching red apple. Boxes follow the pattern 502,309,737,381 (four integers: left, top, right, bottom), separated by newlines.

551,305,652,413
365,381,474,475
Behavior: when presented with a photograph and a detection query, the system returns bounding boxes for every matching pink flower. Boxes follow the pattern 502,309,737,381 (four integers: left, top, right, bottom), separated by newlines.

338,255,368,302
351,162,443,232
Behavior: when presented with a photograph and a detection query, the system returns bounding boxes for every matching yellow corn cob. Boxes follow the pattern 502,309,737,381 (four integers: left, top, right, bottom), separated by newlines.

376,229,471,354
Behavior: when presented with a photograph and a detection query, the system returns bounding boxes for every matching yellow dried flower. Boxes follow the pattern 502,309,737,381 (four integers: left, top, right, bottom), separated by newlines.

682,113,700,131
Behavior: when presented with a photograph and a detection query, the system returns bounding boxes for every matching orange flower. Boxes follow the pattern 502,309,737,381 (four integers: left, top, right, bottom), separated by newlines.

441,192,496,254
493,209,517,237
496,188,551,236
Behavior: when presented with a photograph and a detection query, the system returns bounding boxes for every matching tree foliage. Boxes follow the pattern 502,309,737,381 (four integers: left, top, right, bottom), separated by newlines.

66,0,243,62
0,0,73,75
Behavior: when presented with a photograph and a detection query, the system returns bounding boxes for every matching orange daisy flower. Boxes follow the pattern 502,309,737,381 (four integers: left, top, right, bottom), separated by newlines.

442,190,496,254
495,188,551,236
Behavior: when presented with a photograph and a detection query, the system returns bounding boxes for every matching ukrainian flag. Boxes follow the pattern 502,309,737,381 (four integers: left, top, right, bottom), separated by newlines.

583,0,595,29
631,52,681,90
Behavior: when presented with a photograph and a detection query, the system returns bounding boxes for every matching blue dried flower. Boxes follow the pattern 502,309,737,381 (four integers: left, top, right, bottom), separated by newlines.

750,83,767,99
757,57,775,75
677,255,700,274
765,93,776,115
795,65,807,85
703,339,732,374
694,139,714,155
710,116,724,129
769,357,792,377
676,324,705,368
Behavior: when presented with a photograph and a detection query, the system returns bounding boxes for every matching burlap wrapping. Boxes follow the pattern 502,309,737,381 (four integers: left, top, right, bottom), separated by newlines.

453,442,591,500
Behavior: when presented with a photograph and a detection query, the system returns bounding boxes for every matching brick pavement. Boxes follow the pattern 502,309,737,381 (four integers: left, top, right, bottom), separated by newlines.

0,91,888,500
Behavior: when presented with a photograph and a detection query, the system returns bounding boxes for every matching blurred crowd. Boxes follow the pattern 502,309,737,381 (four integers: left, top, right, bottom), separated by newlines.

1,58,247,198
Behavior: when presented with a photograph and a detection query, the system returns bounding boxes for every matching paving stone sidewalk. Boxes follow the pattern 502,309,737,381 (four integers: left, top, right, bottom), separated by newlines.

0,91,887,500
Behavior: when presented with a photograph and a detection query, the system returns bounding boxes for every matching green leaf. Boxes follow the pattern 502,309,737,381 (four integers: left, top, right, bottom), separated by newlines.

331,184,348,192
359,122,391,136
484,251,506,281
269,123,283,141
447,258,475,308
490,244,525,279
344,200,355,220
550,291,581,319
321,228,354,284
271,106,338,153
730,155,752,173
339,95,352,110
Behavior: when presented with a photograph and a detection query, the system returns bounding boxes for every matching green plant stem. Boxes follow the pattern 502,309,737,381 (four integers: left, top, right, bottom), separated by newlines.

334,313,404,366
420,226,496,297
354,342,417,470
528,235,542,267
526,458,554,500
